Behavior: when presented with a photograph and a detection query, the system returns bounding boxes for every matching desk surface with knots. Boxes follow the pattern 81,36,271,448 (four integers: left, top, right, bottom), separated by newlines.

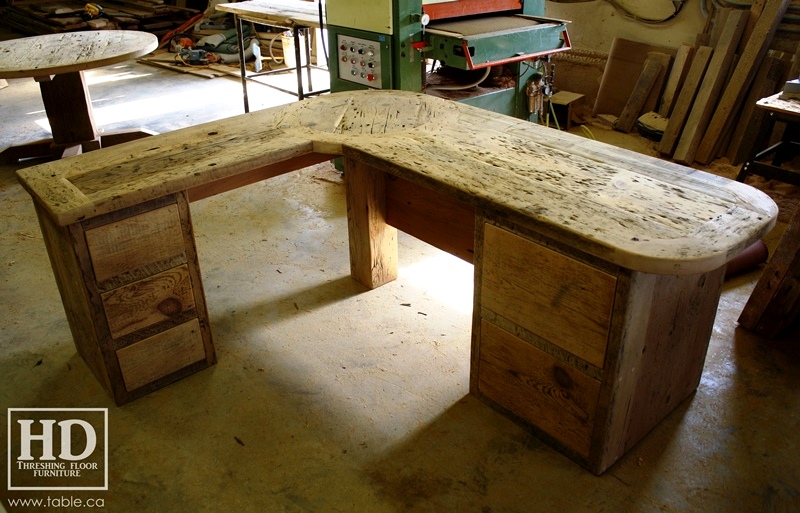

18,90,777,276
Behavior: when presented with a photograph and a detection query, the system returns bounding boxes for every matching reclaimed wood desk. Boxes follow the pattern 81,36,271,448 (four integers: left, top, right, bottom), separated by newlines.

216,0,328,111
0,31,158,163
17,91,777,474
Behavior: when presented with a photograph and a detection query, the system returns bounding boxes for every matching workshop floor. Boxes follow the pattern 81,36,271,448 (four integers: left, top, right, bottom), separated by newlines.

1,53,799,513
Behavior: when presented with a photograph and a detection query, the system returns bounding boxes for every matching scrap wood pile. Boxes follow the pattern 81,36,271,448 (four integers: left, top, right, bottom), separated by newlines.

0,0,199,37
594,0,799,166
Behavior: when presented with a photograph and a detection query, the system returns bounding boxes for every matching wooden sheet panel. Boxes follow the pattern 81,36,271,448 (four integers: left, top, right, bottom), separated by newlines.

116,319,206,392
385,174,475,264
101,264,196,339
481,223,615,368
85,204,186,284
478,319,601,458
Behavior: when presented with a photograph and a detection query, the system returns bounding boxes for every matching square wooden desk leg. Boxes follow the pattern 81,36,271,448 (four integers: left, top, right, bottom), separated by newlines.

37,71,97,144
344,157,398,289
471,216,726,474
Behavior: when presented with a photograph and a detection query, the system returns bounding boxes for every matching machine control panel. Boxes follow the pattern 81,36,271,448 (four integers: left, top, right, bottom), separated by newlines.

336,34,383,88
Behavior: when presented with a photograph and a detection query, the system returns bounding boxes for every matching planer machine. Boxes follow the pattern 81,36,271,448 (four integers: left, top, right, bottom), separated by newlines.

325,0,571,119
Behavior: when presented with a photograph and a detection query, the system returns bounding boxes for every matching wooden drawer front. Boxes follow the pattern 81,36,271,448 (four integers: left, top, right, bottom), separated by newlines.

116,319,206,392
481,223,616,368
85,204,186,285
478,320,601,458
101,265,196,339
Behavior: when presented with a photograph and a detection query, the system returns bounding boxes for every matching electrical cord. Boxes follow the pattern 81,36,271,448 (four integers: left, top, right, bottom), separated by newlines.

603,0,685,24
319,0,329,67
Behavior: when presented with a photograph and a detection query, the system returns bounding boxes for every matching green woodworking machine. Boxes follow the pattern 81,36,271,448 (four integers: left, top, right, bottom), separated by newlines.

325,0,570,119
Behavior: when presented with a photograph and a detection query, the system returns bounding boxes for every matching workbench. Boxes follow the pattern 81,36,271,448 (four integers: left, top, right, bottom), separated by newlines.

17,91,777,475
737,92,800,187
215,0,328,111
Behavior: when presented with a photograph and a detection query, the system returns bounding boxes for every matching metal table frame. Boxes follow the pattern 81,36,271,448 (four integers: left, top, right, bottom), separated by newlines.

233,15,329,112
737,92,800,187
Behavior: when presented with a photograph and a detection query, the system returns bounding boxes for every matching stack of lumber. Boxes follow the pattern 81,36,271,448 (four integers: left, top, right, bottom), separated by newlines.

654,0,793,165
593,0,797,166
0,0,197,37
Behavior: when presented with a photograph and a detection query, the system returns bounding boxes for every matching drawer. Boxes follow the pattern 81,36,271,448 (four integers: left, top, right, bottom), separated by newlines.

85,204,186,285
481,223,615,368
478,319,601,458
116,319,206,392
101,264,196,339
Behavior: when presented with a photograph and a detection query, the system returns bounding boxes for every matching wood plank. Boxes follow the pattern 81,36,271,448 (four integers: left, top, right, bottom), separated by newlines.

620,268,725,455
739,204,800,338
116,319,206,392
658,44,694,117
739,0,767,55
588,269,654,474
592,38,676,117
477,319,601,459
33,203,114,397
481,223,616,369
727,54,784,165
658,46,713,156
614,57,663,133
85,203,186,285
38,71,96,145
591,266,726,474
175,190,216,371
101,264,196,339
18,90,779,276
384,175,476,264
672,9,749,165
344,158,398,289
695,0,791,164
644,51,673,120
187,152,330,202
708,8,731,48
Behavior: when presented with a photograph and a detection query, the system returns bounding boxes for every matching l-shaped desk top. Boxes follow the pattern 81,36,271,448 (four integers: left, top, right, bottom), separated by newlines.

17,90,777,275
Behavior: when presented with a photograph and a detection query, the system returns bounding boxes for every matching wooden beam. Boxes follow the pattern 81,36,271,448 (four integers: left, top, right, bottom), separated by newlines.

658,44,694,118
344,157,398,290
738,0,767,55
695,0,791,164
657,46,713,156
672,9,749,165
727,55,784,165
739,204,800,338
614,57,663,133
708,8,731,48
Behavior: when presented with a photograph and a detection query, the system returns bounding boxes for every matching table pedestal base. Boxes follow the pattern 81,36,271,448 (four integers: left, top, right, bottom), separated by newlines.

1,70,155,164
1,129,155,164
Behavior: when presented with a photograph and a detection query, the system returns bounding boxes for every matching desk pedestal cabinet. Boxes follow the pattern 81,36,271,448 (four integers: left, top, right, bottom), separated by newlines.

472,219,724,475
35,192,215,405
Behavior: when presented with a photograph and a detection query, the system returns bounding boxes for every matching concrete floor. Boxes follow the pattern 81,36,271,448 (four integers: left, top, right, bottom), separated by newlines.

1,50,800,513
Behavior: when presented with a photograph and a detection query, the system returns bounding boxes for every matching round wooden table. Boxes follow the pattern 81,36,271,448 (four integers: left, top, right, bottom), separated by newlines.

0,30,158,162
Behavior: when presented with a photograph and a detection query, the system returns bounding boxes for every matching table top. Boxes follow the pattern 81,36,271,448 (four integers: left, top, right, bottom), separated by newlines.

216,0,323,28
756,92,800,117
0,31,158,80
17,90,777,275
